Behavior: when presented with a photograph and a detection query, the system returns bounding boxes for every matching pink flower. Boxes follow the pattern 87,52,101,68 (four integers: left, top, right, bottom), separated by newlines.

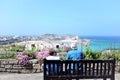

35,50,49,60
16,52,29,60
16,52,31,66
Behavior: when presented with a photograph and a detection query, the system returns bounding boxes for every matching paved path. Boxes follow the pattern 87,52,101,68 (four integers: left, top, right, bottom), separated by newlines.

0,72,43,80
0,72,120,80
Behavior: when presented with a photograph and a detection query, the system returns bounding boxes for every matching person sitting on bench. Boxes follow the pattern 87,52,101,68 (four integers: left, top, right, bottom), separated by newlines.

45,48,60,75
66,43,83,74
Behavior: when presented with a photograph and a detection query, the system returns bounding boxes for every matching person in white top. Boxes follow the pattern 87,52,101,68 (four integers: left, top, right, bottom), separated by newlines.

45,49,61,75
46,48,60,60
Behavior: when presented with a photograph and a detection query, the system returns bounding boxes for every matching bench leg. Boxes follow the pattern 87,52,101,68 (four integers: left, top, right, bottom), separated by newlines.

111,77,115,80
103,78,106,80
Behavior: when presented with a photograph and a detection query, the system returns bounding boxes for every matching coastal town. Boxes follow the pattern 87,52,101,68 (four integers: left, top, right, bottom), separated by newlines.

0,34,90,51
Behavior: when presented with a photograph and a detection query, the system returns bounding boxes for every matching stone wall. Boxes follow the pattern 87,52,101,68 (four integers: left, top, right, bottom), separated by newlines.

0,59,43,73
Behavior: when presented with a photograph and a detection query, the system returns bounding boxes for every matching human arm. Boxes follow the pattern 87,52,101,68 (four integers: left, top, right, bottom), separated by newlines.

66,52,70,60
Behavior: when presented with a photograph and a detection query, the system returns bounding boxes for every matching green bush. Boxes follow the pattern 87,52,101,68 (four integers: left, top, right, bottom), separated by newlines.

83,46,111,60
0,53,16,59
112,52,120,61
24,50,36,58
83,46,102,59
10,45,25,52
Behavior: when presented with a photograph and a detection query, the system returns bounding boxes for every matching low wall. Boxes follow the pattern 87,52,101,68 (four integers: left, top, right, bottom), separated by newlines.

1,59,120,73
0,59,43,73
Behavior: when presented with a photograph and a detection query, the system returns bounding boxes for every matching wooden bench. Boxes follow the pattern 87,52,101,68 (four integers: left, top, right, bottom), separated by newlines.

43,59,115,80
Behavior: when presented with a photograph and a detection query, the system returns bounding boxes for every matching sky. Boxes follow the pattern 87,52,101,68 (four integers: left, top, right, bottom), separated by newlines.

0,0,120,36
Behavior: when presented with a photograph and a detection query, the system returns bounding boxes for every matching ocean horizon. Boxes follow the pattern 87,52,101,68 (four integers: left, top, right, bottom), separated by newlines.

80,36,120,52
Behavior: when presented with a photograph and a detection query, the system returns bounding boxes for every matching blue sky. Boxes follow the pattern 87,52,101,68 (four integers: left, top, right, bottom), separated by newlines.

0,0,120,36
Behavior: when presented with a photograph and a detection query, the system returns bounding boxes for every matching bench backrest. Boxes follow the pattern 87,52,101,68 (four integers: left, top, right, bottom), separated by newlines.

44,59,115,80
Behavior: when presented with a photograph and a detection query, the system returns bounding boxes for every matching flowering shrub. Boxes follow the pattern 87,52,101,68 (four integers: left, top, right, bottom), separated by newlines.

18,58,31,66
16,52,31,66
35,50,49,60
16,52,30,60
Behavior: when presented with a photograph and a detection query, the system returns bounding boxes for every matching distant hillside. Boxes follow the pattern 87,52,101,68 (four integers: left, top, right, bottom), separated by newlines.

0,34,80,45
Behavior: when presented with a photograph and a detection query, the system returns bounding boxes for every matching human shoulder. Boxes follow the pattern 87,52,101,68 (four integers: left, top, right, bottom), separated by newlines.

76,49,82,52
54,56,60,60
46,56,60,60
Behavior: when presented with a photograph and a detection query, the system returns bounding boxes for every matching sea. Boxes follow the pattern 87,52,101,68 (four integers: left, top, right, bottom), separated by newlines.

79,36,120,52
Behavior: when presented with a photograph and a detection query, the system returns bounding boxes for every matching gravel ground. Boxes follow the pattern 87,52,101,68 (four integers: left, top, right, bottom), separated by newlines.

0,72,120,80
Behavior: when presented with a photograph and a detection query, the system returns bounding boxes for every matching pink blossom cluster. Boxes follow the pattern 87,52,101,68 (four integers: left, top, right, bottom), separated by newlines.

16,52,30,66
35,50,49,60
16,52,30,60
